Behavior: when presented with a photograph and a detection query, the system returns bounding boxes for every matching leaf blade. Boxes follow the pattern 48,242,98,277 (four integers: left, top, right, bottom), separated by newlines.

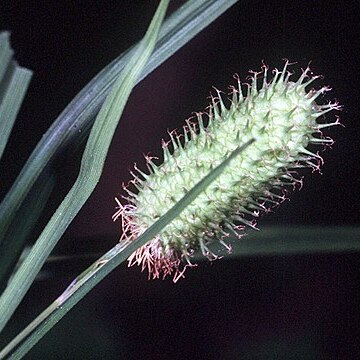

0,0,239,290
0,0,238,242
0,32,33,160
0,0,169,333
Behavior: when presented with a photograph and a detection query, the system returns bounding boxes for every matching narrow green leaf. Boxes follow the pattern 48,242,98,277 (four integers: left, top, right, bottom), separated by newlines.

0,0,238,250
0,139,255,359
0,32,33,159
0,0,169,333
0,0,238,290
193,225,360,259
29,225,360,279
0,169,56,293
0,32,13,81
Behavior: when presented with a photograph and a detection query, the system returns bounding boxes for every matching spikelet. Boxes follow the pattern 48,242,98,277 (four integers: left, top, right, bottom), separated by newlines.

113,61,340,282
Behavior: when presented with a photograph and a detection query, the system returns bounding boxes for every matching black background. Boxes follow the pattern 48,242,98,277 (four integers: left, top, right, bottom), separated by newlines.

0,1,359,359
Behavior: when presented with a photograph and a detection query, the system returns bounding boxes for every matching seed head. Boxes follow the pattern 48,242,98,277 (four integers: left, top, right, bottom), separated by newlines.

113,61,340,282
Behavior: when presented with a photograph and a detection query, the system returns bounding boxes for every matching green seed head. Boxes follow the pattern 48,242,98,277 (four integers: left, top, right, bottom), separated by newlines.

113,61,340,282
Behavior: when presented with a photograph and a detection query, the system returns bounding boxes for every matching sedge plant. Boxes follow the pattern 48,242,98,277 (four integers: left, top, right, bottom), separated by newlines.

0,0,354,358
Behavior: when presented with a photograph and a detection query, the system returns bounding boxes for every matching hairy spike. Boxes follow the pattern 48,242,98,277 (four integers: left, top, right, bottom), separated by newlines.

114,61,340,282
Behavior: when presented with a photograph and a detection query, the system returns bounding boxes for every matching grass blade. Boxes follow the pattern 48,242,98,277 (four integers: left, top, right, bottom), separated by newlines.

0,169,56,292
0,0,238,252
0,32,13,81
27,225,360,281
0,139,255,359
0,0,238,291
0,0,169,333
0,32,32,160
193,225,360,259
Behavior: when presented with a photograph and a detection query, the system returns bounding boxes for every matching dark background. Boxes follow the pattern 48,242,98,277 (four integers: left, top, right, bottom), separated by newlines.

0,1,359,359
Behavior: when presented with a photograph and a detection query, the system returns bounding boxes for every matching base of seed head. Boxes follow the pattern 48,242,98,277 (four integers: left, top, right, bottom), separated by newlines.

113,60,341,282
